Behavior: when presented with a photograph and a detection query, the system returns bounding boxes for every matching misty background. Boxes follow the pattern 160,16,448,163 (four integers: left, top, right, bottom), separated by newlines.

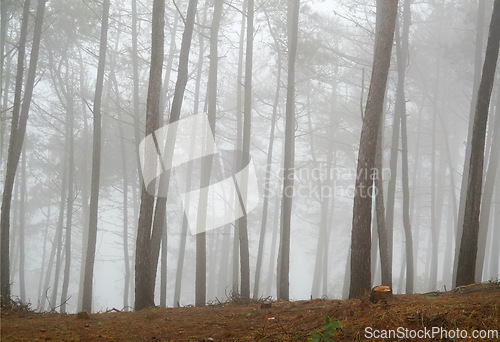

1,0,499,313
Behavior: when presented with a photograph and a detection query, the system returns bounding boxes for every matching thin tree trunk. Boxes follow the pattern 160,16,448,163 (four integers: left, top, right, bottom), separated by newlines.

195,0,222,307
456,0,500,287
60,89,75,314
253,8,281,300
131,0,143,180
400,73,414,295
375,114,390,287
173,6,205,305
38,205,51,305
77,53,91,312
277,0,299,301
18,146,26,303
232,0,247,295
266,155,284,297
82,0,110,312
237,0,255,299
0,0,9,167
109,66,132,311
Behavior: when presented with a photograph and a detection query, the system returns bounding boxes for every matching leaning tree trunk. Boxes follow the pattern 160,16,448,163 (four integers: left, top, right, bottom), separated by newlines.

1,0,46,306
349,0,398,299
454,0,486,287
135,0,165,311
148,0,198,302
173,7,205,305
456,0,500,287
475,84,500,282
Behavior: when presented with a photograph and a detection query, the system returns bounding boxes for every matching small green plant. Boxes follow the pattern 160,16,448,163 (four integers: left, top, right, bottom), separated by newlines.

308,316,342,342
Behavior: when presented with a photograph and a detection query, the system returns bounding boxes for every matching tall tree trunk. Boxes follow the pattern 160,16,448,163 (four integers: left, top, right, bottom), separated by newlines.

131,0,143,180
135,0,165,311
475,85,500,281
18,146,26,303
0,0,7,163
173,6,205,305
277,0,299,301
454,0,486,287
109,65,132,310
232,0,247,294
489,176,500,278
349,0,398,299
400,84,414,294
77,54,91,312
253,8,281,300
266,154,284,297
1,0,46,306
60,89,75,314
160,16,179,307
456,0,500,287
195,0,223,307
237,0,255,299
375,115,390,287
1,0,30,305
82,0,110,312
148,0,198,304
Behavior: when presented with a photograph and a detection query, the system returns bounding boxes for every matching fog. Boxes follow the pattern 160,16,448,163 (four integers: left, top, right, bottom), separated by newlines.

1,0,499,313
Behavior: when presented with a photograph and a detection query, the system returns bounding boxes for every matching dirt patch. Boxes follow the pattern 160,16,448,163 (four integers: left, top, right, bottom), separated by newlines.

1,283,499,341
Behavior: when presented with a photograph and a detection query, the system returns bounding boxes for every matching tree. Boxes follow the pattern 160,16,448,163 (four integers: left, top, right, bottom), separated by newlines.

195,0,223,307
237,0,254,298
82,0,110,312
397,0,414,294
135,0,165,311
277,0,299,301
349,0,398,299
1,0,46,306
253,7,282,300
475,83,500,281
456,0,500,287
453,0,486,287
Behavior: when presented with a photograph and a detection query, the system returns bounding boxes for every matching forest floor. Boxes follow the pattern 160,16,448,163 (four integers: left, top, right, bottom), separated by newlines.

1,282,500,341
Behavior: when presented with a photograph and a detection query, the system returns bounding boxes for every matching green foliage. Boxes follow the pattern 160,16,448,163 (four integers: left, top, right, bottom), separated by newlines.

308,316,342,342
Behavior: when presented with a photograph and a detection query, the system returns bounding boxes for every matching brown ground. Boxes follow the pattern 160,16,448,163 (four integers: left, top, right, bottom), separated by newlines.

1,283,499,341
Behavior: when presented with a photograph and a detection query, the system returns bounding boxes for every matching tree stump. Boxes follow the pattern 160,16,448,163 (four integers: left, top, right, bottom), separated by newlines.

370,285,393,304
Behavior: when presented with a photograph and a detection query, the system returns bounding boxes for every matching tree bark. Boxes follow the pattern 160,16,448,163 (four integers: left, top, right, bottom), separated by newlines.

1,0,46,306
475,84,500,281
82,0,110,312
349,0,398,299
60,90,75,314
195,0,222,307
454,0,486,287
148,0,198,303
135,0,165,311
277,0,299,301
253,8,281,300
456,0,500,287
237,0,255,299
